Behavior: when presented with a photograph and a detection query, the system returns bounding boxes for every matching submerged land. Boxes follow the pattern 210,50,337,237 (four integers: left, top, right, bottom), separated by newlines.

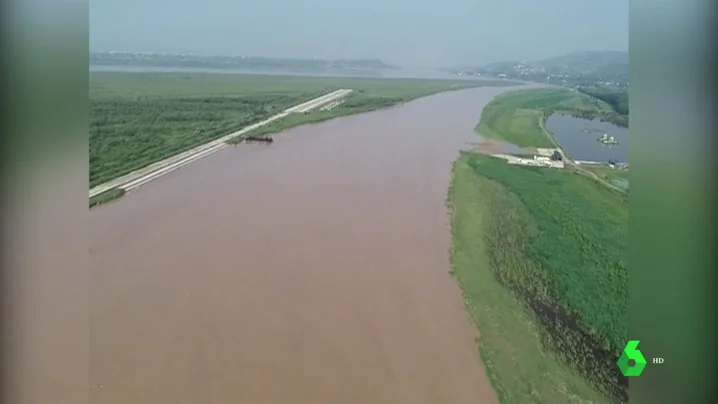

450,87,628,403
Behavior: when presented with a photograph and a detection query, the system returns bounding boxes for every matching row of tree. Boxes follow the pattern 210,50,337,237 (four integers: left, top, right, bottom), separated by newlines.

577,87,629,116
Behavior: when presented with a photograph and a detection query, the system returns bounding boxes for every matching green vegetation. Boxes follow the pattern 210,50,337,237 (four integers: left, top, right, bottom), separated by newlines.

475,88,615,148
91,72,518,187
89,187,126,207
450,153,628,403
577,86,629,127
577,86,628,115
583,165,630,191
455,87,629,402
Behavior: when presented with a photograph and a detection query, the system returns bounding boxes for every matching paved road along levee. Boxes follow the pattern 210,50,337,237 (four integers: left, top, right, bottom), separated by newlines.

89,89,354,198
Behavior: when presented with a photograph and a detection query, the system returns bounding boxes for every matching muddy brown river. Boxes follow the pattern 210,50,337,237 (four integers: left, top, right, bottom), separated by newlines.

90,85,528,404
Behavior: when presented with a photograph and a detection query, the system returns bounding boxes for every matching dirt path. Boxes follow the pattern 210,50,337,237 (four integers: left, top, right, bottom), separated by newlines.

89,86,528,404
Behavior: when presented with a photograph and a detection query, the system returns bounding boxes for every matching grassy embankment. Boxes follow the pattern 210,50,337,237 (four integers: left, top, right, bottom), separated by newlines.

89,187,125,207
451,88,628,403
90,72,519,188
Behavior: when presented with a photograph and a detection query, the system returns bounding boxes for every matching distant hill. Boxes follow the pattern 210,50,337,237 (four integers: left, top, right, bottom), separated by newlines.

538,51,627,72
90,52,396,72
448,51,629,125
452,51,628,87
536,51,628,81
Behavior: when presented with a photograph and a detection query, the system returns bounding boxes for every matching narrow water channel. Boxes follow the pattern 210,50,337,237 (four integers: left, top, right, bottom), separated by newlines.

90,84,531,404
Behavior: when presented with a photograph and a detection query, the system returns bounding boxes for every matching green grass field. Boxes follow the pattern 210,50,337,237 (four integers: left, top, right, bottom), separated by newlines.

582,165,630,191
450,153,628,403
475,88,615,148
90,72,518,187
584,165,629,181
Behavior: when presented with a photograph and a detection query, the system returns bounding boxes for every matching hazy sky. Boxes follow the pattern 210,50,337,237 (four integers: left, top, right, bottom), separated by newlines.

90,0,628,67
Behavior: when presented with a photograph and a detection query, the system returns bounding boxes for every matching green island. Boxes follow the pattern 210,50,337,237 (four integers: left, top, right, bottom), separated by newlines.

450,87,628,403
90,72,518,190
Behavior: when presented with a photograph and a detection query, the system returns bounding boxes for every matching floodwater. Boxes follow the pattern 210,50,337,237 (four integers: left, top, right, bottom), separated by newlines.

90,84,531,404
545,113,628,162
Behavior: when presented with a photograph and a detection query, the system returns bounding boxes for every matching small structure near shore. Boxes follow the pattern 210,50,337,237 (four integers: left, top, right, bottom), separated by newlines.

598,133,618,145
536,148,562,157
244,135,274,143
490,153,564,169
515,155,564,168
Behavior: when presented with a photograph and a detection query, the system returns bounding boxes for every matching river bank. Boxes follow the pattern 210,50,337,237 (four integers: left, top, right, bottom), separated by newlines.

451,88,628,403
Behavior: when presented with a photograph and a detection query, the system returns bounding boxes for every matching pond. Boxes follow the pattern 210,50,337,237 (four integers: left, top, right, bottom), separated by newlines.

545,113,628,163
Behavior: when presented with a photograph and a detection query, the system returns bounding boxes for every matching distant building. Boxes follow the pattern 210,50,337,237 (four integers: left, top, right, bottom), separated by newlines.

515,155,565,169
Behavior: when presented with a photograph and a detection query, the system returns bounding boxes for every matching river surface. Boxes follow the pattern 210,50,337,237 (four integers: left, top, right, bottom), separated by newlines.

545,113,629,163
90,84,533,404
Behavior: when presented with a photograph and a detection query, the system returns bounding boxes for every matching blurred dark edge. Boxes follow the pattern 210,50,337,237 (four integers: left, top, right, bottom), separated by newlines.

631,0,718,403
0,0,89,403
